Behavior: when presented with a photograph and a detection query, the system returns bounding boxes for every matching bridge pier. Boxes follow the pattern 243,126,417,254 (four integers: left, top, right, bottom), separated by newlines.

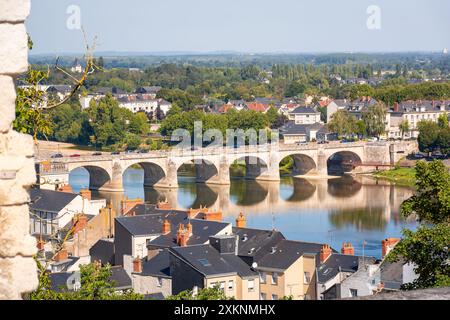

316,150,328,176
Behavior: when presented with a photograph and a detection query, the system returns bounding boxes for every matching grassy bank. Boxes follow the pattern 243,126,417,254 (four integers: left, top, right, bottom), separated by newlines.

372,167,416,186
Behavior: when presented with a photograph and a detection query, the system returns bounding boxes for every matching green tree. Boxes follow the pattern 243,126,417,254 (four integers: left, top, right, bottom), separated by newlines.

417,120,440,153
401,160,450,224
399,120,410,139
31,262,144,300
166,284,232,300
124,133,141,150
328,110,357,138
362,102,387,138
437,113,449,129
266,106,279,127
387,223,450,290
129,112,149,135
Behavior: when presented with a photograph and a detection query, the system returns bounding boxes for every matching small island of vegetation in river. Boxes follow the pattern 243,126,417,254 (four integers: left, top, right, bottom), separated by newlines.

372,167,417,186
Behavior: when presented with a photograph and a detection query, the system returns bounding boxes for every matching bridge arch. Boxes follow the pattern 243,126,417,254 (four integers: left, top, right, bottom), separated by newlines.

176,158,220,184
69,165,111,191
229,155,268,180
327,151,362,175
279,153,317,176
123,161,167,188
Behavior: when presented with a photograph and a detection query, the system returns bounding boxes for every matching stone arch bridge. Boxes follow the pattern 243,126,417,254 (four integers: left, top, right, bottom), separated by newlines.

35,141,414,192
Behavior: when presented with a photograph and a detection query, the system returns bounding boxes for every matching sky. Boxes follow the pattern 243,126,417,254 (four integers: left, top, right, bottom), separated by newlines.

26,0,450,54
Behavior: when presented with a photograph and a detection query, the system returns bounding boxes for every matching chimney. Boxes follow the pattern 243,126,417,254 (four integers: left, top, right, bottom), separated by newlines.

133,256,142,273
121,198,143,215
235,212,246,228
58,184,73,193
37,236,45,251
157,201,171,210
79,189,91,200
320,244,332,263
393,102,399,112
54,248,68,262
162,219,171,234
203,210,222,222
72,213,88,234
341,242,355,255
186,222,193,236
179,232,189,247
381,238,400,258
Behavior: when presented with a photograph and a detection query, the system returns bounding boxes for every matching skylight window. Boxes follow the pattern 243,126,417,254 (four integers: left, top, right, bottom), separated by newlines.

198,259,211,267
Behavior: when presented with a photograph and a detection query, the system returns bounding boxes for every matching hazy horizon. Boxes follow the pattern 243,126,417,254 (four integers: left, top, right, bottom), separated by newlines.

27,0,450,55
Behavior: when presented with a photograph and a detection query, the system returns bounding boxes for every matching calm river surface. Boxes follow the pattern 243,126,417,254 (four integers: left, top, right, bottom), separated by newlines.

70,168,417,259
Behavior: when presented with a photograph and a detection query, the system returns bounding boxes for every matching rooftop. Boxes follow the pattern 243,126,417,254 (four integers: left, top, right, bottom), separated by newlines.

29,188,78,213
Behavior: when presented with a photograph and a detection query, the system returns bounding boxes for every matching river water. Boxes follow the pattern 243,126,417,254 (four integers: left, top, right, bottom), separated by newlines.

69,168,417,259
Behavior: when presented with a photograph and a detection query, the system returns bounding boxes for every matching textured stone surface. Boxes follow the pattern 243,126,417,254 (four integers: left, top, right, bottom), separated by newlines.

0,205,36,257
0,24,28,74
0,75,16,133
0,0,37,300
0,0,30,22
0,256,39,299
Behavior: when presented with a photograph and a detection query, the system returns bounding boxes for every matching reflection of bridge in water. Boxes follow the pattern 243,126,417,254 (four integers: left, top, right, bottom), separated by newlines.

98,175,413,225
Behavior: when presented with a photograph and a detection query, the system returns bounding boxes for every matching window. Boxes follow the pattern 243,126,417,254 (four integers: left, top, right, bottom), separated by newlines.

259,272,266,284
248,279,255,292
350,289,358,297
228,280,234,291
304,272,311,284
260,293,267,300
271,273,278,285
209,282,217,288
156,277,163,287
198,259,211,267
220,281,226,292
272,294,278,300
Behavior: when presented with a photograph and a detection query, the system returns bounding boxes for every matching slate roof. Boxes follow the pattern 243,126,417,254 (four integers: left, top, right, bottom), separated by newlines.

279,121,325,136
149,219,230,248
141,250,171,278
170,244,257,278
29,188,78,213
257,240,326,270
125,203,188,217
135,86,162,94
232,227,285,264
144,292,165,300
317,253,376,284
380,258,405,290
89,238,115,265
291,106,319,114
110,266,132,290
115,211,187,236
49,266,131,292
392,100,450,113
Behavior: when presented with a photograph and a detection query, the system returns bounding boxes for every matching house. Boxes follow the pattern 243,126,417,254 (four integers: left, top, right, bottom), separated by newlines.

135,86,162,98
279,121,329,144
316,242,377,300
169,235,260,299
289,106,321,124
45,85,72,101
29,188,105,237
114,207,231,265
388,100,450,138
255,240,323,300
128,249,172,297
336,238,418,298
117,94,172,115
48,266,132,293
245,102,270,113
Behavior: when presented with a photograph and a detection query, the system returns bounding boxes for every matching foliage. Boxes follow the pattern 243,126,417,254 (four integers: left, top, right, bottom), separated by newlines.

328,110,357,138
399,120,410,138
372,167,416,186
166,284,232,300
417,120,449,154
31,262,144,300
387,223,450,290
14,68,53,140
362,102,387,138
400,160,450,224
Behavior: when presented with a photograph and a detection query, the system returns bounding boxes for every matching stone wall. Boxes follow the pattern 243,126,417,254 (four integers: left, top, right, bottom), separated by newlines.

0,0,38,299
